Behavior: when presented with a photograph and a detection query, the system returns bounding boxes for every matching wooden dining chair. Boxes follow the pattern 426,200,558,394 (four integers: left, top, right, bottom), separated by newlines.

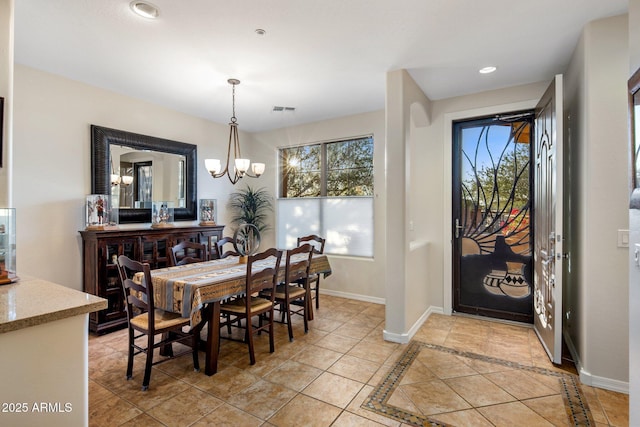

219,248,282,365
216,236,240,259
216,237,245,333
264,243,314,341
170,241,208,266
117,255,200,391
296,234,326,309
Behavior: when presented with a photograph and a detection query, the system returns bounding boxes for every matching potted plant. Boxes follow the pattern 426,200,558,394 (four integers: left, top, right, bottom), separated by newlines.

229,183,273,228
227,186,273,261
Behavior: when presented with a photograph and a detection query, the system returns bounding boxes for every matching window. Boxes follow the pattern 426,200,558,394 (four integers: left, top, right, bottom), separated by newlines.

277,136,374,257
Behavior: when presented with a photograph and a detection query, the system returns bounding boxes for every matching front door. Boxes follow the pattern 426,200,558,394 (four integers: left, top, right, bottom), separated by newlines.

533,75,564,364
452,112,534,323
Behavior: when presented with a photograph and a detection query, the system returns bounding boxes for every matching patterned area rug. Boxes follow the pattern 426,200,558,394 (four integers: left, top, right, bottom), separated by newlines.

362,341,594,426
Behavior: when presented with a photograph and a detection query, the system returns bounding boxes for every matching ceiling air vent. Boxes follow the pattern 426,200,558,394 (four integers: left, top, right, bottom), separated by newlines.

272,106,296,112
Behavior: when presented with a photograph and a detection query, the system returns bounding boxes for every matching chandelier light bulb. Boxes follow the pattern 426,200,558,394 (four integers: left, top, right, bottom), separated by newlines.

252,163,266,176
205,159,222,175
111,173,121,186
235,158,250,173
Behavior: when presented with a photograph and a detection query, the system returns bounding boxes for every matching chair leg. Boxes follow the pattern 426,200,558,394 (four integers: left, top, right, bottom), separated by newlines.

191,328,200,372
285,300,294,342
303,296,309,334
315,278,320,310
306,288,314,321
126,327,135,380
160,332,174,357
142,333,154,391
247,316,256,365
268,309,275,353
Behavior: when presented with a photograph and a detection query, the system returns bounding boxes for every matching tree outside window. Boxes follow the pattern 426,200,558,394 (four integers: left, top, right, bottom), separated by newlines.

281,136,373,198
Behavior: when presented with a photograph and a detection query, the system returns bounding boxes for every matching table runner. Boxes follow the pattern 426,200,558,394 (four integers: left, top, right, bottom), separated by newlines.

135,253,331,325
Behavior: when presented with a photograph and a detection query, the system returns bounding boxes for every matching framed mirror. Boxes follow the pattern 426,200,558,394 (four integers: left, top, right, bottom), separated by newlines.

91,125,197,223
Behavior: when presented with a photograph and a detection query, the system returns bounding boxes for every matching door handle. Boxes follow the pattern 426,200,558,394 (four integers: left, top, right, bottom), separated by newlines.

454,218,464,239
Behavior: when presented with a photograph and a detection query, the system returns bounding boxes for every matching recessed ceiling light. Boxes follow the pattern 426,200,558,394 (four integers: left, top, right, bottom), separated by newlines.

479,66,497,74
130,1,159,19
255,29,266,36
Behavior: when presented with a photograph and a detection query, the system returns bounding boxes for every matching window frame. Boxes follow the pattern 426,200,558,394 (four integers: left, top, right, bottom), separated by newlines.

277,134,375,258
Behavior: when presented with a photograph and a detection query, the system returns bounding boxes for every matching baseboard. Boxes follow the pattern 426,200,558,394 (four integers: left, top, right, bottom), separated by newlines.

563,330,629,394
321,288,385,305
383,306,444,344
587,374,629,394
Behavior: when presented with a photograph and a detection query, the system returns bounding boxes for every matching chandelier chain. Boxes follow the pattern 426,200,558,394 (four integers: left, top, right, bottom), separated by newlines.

230,81,237,124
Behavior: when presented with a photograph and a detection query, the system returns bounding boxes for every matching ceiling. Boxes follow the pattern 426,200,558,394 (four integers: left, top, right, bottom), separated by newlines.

14,0,629,132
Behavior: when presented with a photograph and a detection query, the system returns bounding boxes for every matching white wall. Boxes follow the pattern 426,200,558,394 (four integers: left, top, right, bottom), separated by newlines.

564,21,588,386
12,65,262,289
252,109,386,303
631,0,640,75
564,15,630,390
0,0,13,205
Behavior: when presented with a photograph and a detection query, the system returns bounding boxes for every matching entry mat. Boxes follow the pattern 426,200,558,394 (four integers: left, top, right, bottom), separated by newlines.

362,341,594,426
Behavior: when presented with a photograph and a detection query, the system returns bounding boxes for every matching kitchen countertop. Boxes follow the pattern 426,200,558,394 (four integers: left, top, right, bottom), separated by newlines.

0,276,107,334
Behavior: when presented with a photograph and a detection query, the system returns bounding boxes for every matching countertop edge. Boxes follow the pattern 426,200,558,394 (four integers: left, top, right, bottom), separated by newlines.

0,277,108,335
0,299,107,334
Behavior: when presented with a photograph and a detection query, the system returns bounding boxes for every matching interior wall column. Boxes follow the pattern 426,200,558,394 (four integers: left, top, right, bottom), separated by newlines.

384,69,432,342
383,69,408,339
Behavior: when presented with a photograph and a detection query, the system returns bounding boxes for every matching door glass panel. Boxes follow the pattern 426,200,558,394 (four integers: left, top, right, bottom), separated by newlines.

453,115,534,322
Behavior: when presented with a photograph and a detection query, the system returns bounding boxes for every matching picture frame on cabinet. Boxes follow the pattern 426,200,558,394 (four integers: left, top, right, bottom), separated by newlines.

199,199,217,226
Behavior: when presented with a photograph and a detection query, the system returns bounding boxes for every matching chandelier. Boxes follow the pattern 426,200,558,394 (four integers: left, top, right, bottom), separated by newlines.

205,79,265,184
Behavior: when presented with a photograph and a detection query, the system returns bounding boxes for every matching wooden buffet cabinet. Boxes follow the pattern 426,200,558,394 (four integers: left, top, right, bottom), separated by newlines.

80,225,225,334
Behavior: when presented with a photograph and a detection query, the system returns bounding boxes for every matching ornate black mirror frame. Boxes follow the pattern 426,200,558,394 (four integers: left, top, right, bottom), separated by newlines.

91,125,197,223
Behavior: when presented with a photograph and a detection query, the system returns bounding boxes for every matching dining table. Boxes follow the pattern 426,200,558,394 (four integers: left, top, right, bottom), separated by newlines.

137,252,332,376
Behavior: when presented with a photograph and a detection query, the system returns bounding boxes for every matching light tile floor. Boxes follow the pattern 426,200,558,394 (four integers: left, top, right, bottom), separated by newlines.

89,296,628,426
